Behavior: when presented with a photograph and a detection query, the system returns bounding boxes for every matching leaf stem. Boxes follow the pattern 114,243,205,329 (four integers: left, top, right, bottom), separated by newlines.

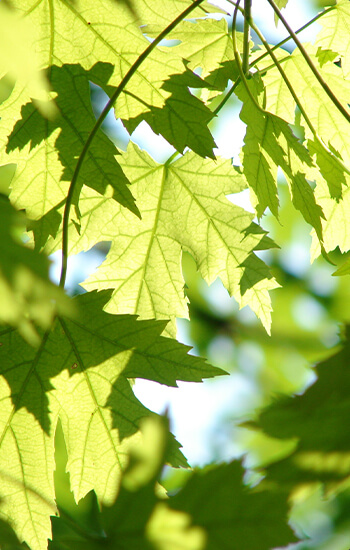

242,0,252,75
232,0,265,114
266,0,350,125
59,0,205,289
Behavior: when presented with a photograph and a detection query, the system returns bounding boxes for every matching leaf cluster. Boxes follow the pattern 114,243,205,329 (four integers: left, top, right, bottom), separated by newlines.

1,0,350,548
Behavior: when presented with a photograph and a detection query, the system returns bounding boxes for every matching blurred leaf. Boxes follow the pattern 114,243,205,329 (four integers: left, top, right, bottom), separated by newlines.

0,289,223,548
253,327,350,492
50,431,297,550
0,197,70,343
170,461,298,549
333,257,350,276
0,3,52,115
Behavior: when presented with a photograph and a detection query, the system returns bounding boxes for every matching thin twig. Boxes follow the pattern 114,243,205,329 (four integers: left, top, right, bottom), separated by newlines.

242,0,252,75
232,0,264,113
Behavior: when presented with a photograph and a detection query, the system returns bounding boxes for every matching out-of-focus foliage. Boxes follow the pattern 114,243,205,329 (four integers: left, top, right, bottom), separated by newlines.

50,417,297,550
2,0,350,549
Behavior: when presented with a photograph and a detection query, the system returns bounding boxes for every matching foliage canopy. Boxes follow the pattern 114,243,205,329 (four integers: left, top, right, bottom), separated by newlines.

1,0,350,548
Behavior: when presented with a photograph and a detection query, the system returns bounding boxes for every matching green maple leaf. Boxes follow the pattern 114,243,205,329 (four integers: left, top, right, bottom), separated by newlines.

251,326,350,491
315,1,350,77
0,289,222,549
113,66,216,158
147,18,235,74
4,1,216,159
236,76,324,239
2,64,138,244
147,18,240,78
57,143,279,335
259,43,350,226
0,197,70,344
146,18,245,103
258,44,350,169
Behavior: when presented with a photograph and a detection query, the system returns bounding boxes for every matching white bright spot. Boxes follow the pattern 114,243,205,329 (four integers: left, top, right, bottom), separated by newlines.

131,120,176,163
280,240,311,277
49,248,105,293
213,103,246,162
205,278,239,316
292,294,325,331
133,373,259,466
228,188,255,213
207,335,236,368
308,263,338,297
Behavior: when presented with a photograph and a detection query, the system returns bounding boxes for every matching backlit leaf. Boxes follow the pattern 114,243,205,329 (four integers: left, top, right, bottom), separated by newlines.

236,76,325,239
6,0,216,158
2,64,138,242
315,1,350,77
79,143,278,335
0,290,222,548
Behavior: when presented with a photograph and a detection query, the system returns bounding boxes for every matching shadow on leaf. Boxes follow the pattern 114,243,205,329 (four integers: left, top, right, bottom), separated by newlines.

7,62,139,249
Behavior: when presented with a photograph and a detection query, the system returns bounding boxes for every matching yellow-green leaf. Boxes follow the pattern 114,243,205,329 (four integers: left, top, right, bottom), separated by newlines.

76,144,278,335
0,289,222,548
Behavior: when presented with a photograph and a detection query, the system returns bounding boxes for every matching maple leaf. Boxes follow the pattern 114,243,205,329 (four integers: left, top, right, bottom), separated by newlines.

146,17,239,79
0,290,222,549
2,64,138,245
258,43,350,176
55,143,279,335
5,0,217,160
113,67,217,158
236,75,325,239
145,17,245,104
315,1,350,77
